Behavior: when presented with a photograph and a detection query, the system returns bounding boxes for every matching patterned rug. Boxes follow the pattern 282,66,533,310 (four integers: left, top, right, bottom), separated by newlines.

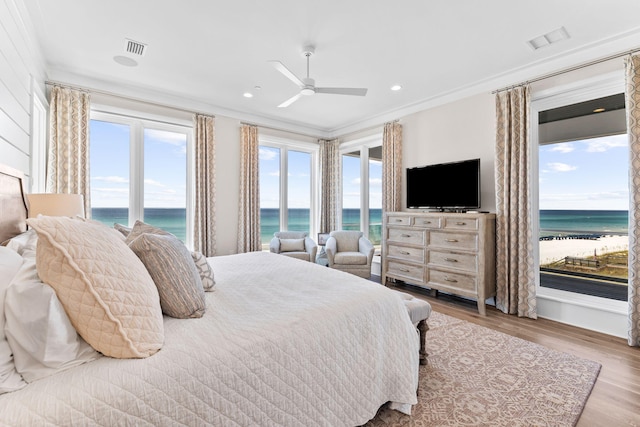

366,311,601,427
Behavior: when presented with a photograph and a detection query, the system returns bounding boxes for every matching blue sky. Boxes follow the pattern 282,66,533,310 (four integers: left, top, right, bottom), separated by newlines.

539,133,628,210
90,120,187,208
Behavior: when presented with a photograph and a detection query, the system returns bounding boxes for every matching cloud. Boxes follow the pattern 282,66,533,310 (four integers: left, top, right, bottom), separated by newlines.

144,179,166,187
585,138,627,153
545,162,577,172
259,148,278,161
92,187,129,194
145,129,187,147
548,143,574,153
92,176,128,183
540,190,628,203
369,178,382,185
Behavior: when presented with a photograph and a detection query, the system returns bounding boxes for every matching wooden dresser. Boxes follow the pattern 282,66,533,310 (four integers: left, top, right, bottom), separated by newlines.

382,211,496,315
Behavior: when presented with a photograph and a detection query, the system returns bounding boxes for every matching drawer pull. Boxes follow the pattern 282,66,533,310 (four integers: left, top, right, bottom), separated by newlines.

400,251,411,255
401,234,412,238
399,268,411,273
423,221,431,224
395,219,403,222
445,239,459,243
456,222,466,225
444,258,458,262
444,277,458,283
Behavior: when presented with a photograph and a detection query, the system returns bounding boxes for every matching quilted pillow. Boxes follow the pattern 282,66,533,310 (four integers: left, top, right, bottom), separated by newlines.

280,238,305,252
27,216,164,359
113,223,132,238
191,251,215,291
129,233,206,318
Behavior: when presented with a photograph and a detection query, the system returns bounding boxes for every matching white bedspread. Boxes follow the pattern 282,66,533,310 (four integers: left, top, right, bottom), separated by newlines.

0,252,419,426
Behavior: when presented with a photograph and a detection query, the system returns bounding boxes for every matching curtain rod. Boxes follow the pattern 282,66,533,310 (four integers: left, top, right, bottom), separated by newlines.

493,47,640,93
45,80,215,117
240,121,328,140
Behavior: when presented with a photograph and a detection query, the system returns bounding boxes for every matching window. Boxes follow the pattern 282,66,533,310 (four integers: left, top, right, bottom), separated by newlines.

259,136,317,250
340,135,383,248
89,111,192,245
536,93,628,301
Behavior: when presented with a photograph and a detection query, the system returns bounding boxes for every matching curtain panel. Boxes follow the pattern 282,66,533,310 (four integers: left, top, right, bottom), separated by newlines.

237,124,261,253
193,114,216,256
494,85,537,319
319,139,340,233
47,86,91,217
382,121,402,214
626,53,640,347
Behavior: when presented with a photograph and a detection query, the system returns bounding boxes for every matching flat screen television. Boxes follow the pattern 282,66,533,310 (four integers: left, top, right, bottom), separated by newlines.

406,158,480,210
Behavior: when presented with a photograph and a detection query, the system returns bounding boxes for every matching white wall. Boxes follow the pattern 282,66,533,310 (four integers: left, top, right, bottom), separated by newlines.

0,0,46,184
401,93,496,212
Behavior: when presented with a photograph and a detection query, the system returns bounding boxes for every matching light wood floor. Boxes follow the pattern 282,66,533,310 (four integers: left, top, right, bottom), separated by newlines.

391,282,640,426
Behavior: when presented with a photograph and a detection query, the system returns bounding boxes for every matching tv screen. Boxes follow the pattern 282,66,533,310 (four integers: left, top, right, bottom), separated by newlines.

406,158,480,210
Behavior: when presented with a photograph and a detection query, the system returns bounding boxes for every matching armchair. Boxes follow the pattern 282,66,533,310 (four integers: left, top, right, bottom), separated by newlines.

269,231,318,262
325,230,374,278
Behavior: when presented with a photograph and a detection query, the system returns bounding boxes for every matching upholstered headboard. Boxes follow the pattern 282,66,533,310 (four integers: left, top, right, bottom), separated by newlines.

0,164,28,244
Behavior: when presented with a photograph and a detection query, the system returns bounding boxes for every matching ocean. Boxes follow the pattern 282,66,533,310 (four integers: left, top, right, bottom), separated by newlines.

91,208,629,245
539,210,628,237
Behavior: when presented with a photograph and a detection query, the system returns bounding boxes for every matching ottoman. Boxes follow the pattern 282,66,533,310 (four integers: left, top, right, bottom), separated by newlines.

394,291,432,365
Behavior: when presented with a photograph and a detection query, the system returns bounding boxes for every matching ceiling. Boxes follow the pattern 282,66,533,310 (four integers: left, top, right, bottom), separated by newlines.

22,0,640,137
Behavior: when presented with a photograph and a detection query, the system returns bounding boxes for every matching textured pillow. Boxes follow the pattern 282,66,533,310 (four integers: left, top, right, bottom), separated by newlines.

125,220,171,244
4,253,100,382
280,238,305,252
113,223,132,238
27,216,164,359
191,251,215,291
0,247,27,394
129,233,206,318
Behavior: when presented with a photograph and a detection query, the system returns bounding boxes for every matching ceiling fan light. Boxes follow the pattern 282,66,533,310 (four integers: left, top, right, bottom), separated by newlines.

301,87,315,96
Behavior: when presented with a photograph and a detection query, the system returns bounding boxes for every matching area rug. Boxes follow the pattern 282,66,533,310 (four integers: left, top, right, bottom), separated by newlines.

366,311,601,427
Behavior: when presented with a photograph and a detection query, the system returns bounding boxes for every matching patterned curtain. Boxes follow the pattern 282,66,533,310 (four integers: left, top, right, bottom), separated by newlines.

382,121,402,213
237,124,261,253
626,53,640,347
494,85,537,319
47,86,91,217
319,138,340,233
193,114,216,256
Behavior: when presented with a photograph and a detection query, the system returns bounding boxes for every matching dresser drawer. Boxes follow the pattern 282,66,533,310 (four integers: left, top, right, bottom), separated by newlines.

428,269,477,292
429,231,477,251
412,216,441,228
388,261,424,283
429,250,477,272
387,228,425,245
443,217,478,231
387,215,412,226
388,244,425,263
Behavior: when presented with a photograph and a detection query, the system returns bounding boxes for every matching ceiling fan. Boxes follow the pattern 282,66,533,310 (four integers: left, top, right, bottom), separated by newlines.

268,46,368,108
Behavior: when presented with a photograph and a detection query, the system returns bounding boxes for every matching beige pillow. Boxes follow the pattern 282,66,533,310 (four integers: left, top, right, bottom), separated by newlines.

280,238,305,252
129,233,206,318
125,220,171,244
27,216,164,359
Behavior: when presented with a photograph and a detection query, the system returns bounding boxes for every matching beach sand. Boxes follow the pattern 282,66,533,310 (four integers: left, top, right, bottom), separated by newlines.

539,235,629,264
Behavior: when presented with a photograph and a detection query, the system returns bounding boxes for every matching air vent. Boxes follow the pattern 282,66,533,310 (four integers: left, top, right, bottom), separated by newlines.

124,38,147,56
527,27,570,50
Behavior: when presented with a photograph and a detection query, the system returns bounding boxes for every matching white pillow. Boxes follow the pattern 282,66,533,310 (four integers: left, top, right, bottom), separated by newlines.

4,229,37,256
0,246,27,394
280,238,305,252
4,253,101,382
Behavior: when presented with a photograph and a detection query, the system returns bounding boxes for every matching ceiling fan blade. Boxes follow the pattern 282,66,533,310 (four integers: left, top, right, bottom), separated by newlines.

268,60,304,87
315,87,368,96
277,93,302,108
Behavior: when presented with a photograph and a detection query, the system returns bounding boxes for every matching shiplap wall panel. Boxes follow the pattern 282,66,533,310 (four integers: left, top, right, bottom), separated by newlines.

0,0,43,177
0,0,32,94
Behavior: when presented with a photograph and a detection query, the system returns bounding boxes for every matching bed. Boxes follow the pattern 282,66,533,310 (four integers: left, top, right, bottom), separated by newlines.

0,165,420,426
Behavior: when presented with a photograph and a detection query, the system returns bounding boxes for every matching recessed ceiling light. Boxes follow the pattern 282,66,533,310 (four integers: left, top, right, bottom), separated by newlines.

593,108,605,113
243,92,253,98
391,85,402,91
113,55,138,67
527,26,570,50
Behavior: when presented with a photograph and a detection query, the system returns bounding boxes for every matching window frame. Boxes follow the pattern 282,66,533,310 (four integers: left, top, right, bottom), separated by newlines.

339,133,383,242
531,71,627,316
258,134,319,240
90,107,194,247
